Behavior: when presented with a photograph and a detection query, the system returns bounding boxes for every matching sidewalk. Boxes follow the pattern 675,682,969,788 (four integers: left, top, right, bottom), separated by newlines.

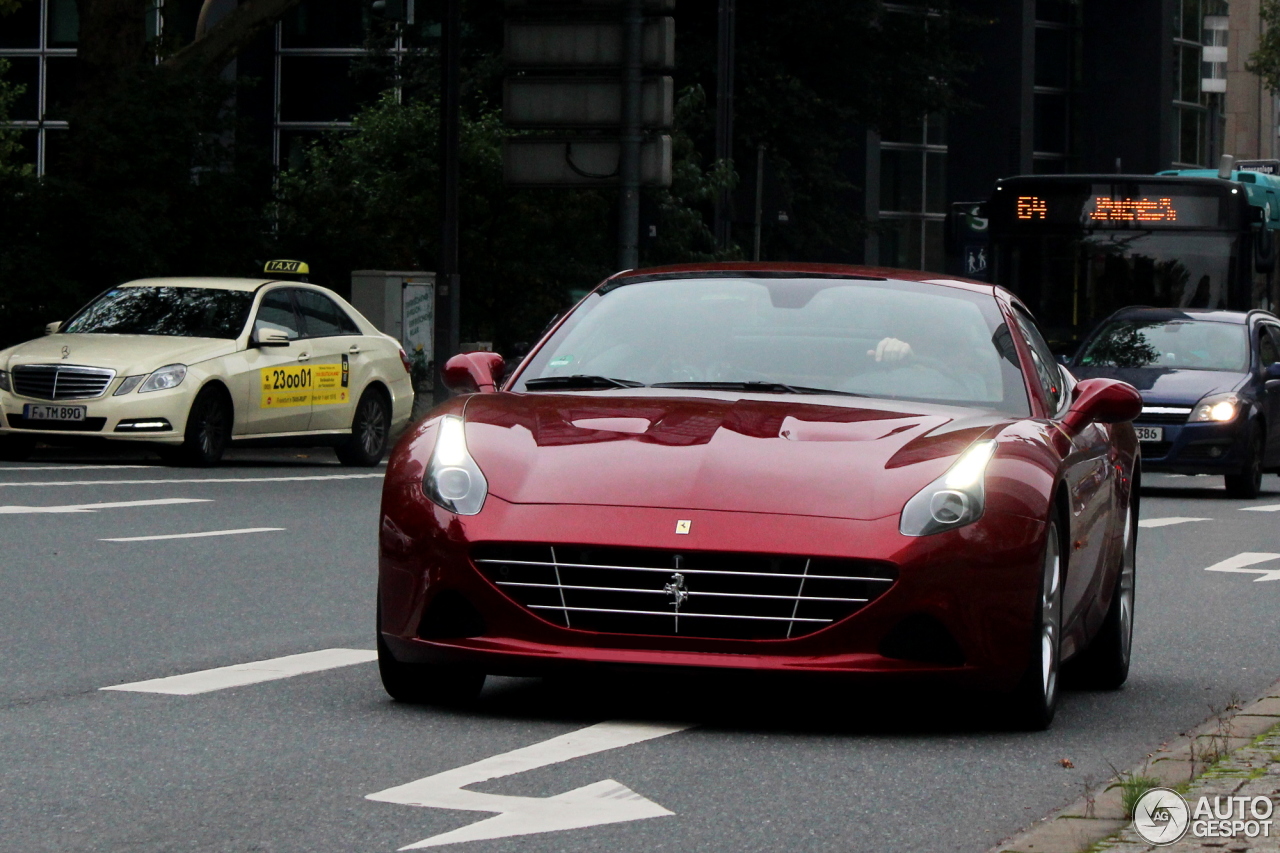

992,684,1280,853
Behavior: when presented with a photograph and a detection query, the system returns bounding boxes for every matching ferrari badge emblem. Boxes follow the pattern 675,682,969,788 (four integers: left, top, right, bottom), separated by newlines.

675,519,691,534
60,346,70,359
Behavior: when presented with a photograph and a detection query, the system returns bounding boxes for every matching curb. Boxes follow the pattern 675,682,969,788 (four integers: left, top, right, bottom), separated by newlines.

988,677,1280,853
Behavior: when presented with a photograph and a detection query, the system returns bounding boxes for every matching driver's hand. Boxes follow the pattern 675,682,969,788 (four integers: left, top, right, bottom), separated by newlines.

868,337,913,363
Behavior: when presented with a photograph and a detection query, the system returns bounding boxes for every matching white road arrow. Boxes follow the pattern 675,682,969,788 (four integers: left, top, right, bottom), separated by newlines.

366,720,694,849
1204,552,1280,582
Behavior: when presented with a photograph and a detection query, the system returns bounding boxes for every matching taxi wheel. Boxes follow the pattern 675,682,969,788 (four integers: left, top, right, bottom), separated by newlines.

0,435,34,462
169,386,231,467
337,388,390,467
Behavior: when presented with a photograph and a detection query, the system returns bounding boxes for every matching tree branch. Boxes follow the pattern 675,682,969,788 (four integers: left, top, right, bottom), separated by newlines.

161,0,305,77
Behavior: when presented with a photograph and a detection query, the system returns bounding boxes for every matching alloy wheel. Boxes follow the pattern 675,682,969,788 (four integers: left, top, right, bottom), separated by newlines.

1040,524,1062,706
358,396,388,457
1117,504,1135,665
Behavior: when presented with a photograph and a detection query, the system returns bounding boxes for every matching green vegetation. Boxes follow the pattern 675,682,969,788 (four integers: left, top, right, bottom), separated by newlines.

1109,772,1165,819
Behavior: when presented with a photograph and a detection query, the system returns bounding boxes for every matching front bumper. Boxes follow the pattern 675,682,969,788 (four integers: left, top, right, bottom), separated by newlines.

378,485,1048,691
1136,417,1250,474
0,383,198,444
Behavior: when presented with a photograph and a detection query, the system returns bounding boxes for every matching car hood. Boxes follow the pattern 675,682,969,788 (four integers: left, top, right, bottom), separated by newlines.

462,391,1008,520
0,334,238,376
1070,366,1246,405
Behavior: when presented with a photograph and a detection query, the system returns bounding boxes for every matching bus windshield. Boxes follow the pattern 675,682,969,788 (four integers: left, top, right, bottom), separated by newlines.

1076,318,1248,371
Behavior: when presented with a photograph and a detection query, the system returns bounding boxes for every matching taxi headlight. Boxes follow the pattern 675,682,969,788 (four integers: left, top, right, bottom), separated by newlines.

423,415,488,515
138,364,187,393
1190,392,1241,423
900,440,997,537
0,370,9,393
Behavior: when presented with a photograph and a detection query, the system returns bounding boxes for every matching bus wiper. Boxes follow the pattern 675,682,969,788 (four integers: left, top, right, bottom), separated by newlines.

524,375,647,390
652,381,864,397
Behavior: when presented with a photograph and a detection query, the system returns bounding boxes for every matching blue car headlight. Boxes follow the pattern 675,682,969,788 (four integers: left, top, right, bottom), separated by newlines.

423,415,489,515
899,440,997,537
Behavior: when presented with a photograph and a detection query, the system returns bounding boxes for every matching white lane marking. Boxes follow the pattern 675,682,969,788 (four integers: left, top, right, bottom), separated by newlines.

1138,516,1212,528
1205,552,1280,582
1240,504,1280,512
0,464,162,471
0,473,383,488
368,720,695,850
100,527,284,542
0,498,212,514
100,648,376,694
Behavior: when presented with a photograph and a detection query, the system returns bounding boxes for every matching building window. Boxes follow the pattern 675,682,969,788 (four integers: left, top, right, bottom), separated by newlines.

0,0,77,176
878,113,947,271
1032,0,1078,174
1172,0,1227,168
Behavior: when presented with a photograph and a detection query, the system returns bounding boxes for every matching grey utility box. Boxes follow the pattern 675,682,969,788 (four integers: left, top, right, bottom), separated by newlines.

351,271,436,409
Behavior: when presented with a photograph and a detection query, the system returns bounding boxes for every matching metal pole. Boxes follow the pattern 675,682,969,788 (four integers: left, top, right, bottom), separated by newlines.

617,0,643,271
753,144,765,262
713,0,736,251
434,0,461,404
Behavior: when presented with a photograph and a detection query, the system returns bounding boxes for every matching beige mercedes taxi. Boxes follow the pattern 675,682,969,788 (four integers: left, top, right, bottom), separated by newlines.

0,275,415,465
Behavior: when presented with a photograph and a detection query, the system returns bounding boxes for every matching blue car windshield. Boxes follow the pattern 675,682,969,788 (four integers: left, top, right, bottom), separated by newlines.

1076,319,1248,371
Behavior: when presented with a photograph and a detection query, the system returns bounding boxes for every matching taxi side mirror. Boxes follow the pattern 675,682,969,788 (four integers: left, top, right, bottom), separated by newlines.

1061,378,1143,434
443,352,505,394
44,321,61,335
253,329,292,348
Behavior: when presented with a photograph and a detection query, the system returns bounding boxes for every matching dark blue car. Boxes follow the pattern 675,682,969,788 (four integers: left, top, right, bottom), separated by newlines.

1071,306,1280,498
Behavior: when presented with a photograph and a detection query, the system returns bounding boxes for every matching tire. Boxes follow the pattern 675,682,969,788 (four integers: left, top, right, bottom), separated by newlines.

377,602,485,705
1010,517,1064,730
0,435,34,462
1225,427,1264,499
1068,494,1136,689
336,387,391,467
166,385,231,467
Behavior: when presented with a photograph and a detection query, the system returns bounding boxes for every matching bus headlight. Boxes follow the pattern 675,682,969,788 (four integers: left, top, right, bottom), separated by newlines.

423,415,489,515
1191,392,1241,423
900,440,997,537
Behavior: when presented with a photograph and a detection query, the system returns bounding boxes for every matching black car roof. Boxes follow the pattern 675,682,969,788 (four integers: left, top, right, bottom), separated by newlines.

1109,307,1250,325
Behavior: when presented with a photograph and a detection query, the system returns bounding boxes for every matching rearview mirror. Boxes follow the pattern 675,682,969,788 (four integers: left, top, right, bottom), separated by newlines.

1061,378,1143,434
44,321,61,335
443,352,506,394
254,329,292,347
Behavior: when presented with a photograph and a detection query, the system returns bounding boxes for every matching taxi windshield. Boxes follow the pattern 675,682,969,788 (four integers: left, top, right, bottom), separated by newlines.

63,287,255,339
1076,318,1248,371
516,276,1031,415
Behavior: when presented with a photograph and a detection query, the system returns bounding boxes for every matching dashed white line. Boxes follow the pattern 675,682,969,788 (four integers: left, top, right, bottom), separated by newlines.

100,648,377,695
1240,504,1280,512
100,527,284,542
1138,516,1212,528
0,498,212,514
0,473,384,488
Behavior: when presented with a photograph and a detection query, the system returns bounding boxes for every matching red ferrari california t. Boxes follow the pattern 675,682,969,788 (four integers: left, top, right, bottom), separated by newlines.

377,264,1141,728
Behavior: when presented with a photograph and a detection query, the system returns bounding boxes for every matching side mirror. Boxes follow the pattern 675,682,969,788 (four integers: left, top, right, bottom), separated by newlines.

1061,378,1143,434
44,321,61,335
443,352,505,394
1265,362,1280,382
253,329,292,348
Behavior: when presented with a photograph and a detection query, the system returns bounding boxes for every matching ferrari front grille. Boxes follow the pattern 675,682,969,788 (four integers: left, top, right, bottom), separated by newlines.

11,364,116,400
472,544,897,640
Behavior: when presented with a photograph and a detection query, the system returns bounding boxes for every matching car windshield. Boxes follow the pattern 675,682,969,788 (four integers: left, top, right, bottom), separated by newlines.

1076,318,1248,371
516,276,1031,415
63,287,256,339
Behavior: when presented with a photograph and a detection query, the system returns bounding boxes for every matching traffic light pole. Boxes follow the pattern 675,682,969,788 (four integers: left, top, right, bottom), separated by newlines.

616,0,643,271
434,0,461,404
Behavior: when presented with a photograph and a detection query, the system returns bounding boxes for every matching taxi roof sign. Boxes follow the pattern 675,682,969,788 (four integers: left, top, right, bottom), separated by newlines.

264,260,309,275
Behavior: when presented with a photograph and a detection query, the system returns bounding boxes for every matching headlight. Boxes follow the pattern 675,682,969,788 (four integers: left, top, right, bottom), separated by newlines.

113,375,146,396
900,440,997,537
0,370,9,393
1190,392,1241,423
423,415,489,515
138,364,187,393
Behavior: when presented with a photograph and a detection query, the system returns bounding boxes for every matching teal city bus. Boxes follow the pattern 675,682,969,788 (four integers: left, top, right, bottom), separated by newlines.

979,162,1280,353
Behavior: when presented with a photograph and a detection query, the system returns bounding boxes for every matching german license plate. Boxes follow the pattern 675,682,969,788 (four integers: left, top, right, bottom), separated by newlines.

24,403,86,421
1135,426,1163,442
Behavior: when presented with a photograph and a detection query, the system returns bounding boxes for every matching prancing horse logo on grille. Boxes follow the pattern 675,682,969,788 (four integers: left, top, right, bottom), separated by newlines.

663,572,689,608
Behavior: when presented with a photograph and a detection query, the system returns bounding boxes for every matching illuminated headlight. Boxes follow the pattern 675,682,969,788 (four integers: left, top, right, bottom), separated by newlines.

1190,393,1241,423
138,364,187,393
0,370,9,393
900,440,998,537
423,415,488,515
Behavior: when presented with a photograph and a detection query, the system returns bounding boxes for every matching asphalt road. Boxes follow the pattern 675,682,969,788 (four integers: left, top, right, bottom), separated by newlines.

3,447,1280,853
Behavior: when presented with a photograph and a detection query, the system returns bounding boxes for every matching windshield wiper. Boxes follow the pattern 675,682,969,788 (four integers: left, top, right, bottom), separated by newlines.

524,375,647,390
651,381,864,397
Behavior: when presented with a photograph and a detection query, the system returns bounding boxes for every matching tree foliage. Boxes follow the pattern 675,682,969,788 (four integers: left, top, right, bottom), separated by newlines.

1248,0,1280,94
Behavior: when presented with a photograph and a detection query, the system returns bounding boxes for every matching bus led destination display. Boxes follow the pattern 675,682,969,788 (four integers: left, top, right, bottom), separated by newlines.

995,182,1229,229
